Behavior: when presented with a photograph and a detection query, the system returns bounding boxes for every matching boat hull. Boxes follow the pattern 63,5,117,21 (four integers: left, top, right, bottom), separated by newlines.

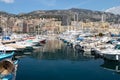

0,52,14,61
103,54,120,61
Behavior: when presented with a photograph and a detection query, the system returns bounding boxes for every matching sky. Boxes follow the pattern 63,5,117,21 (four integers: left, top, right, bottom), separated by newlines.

0,0,119,14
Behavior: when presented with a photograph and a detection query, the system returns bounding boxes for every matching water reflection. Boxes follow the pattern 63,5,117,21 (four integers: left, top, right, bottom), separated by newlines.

101,59,120,73
29,40,93,61
15,40,120,80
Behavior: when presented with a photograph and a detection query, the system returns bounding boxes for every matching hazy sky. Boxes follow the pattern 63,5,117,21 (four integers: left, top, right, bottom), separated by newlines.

0,0,119,14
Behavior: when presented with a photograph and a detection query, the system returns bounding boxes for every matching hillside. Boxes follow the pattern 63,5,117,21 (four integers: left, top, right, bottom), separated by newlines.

0,11,16,17
19,8,120,25
0,8,120,25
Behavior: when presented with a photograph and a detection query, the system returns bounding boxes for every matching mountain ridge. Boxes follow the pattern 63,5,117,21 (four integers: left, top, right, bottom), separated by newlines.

105,6,120,15
0,8,120,25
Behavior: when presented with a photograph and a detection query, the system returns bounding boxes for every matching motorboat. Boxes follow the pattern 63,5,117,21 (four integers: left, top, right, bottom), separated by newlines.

0,45,17,52
101,43,120,61
0,52,14,60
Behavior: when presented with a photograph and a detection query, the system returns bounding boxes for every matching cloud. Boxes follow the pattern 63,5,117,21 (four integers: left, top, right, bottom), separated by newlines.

0,0,14,3
40,0,56,6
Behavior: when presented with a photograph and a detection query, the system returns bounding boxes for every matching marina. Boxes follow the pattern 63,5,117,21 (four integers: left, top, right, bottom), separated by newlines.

0,28,120,80
11,39,120,80
0,33,120,79
0,0,120,79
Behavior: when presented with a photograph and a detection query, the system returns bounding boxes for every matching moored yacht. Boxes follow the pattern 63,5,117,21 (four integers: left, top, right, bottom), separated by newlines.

0,44,17,52
0,51,14,60
101,43,120,61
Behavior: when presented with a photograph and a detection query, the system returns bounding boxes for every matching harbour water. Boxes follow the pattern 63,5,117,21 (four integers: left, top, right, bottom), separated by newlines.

15,40,120,80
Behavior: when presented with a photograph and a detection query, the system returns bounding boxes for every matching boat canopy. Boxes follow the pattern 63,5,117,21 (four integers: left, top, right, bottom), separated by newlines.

77,37,84,41
2,36,11,40
115,44,120,50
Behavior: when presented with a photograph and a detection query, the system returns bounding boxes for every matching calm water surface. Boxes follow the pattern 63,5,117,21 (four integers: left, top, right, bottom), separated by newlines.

15,40,120,80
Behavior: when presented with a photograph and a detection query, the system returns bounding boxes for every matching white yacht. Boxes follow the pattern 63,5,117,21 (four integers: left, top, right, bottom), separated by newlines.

0,44,17,52
101,43,120,61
